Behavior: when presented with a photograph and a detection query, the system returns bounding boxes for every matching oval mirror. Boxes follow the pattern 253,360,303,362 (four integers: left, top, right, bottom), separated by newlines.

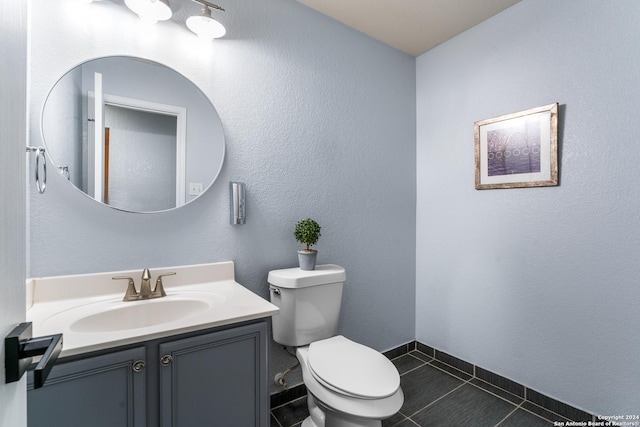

41,56,225,213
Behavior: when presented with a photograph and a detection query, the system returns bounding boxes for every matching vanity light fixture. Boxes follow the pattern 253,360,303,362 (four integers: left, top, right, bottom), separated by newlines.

119,0,226,41
186,1,226,41
124,0,172,24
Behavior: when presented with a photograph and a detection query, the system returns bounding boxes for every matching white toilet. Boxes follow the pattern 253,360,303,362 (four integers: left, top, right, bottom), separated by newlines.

268,264,404,427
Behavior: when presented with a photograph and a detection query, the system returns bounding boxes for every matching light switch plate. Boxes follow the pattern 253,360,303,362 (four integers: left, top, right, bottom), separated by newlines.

189,182,204,196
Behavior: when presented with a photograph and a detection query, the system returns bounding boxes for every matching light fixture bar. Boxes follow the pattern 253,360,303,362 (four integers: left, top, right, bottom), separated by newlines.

111,0,228,40
192,0,224,12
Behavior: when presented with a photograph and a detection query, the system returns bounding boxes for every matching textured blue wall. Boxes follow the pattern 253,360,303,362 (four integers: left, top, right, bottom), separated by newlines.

416,0,640,414
28,0,416,391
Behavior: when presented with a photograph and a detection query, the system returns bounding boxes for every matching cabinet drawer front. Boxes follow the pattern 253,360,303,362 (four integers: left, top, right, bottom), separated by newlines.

159,322,268,427
28,347,147,427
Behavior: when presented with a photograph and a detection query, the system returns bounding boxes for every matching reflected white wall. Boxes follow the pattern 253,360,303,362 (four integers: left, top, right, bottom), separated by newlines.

105,105,177,211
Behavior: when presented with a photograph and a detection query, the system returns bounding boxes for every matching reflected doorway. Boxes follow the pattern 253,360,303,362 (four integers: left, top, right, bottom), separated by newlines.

104,105,178,211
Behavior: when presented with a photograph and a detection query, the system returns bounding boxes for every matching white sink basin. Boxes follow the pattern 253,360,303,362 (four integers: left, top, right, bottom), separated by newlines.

41,292,226,334
70,299,210,333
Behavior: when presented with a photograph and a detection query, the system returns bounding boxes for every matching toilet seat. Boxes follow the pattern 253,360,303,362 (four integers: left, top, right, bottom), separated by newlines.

297,345,404,422
307,336,400,399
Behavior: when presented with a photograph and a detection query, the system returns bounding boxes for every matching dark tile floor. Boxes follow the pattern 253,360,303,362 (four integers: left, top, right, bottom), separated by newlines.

270,349,576,427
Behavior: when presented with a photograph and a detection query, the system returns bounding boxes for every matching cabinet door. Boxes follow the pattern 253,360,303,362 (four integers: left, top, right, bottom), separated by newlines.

159,322,268,427
28,347,146,427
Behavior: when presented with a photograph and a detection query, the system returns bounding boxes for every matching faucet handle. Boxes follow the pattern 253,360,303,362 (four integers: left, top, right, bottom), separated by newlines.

112,276,138,301
153,272,176,297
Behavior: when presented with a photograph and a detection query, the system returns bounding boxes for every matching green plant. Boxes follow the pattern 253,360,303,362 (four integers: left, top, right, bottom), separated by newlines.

294,218,321,251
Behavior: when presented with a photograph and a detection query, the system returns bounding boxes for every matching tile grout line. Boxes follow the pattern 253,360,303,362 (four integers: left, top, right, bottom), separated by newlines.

270,411,285,427
426,358,473,382
492,392,564,427
412,349,433,360
467,377,524,406
426,355,528,406
523,387,575,423
391,350,432,363
405,417,421,427
519,399,575,424
399,363,428,377
408,352,431,363
393,353,431,377
403,376,472,419
494,405,520,427
271,394,306,411
394,352,432,364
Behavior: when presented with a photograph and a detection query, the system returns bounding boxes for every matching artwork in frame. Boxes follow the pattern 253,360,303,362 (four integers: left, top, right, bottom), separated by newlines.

474,102,559,190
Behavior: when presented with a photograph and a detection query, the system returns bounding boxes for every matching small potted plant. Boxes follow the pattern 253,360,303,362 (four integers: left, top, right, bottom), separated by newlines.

294,218,321,270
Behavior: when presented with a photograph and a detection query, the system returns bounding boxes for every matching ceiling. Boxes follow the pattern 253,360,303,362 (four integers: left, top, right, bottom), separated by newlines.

296,0,521,57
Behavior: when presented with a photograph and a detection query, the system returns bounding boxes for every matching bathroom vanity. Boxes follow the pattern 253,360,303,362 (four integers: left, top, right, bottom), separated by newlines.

25,261,278,426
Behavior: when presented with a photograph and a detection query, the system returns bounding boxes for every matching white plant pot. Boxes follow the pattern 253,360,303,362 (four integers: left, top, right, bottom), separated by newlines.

297,250,318,271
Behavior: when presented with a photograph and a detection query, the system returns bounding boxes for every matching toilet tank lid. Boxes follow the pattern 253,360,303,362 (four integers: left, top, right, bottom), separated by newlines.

267,264,346,288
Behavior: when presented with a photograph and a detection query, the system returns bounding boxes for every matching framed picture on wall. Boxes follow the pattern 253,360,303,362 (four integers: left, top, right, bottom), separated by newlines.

474,102,559,190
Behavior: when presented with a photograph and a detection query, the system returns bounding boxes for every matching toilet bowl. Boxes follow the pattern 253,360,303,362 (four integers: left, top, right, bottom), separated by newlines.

297,336,403,427
268,265,404,427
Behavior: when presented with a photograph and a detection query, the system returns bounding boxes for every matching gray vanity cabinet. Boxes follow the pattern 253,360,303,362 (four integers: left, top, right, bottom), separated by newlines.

158,322,269,426
27,320,269,427
27,347,147,427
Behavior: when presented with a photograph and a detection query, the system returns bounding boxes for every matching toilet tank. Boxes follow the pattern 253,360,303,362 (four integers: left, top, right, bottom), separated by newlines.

268,264,346,347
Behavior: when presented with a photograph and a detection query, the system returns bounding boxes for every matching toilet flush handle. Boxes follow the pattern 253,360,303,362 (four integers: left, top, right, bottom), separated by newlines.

269,286,281,296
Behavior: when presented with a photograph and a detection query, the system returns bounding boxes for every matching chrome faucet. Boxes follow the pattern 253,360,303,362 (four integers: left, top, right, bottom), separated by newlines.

112,269,176,302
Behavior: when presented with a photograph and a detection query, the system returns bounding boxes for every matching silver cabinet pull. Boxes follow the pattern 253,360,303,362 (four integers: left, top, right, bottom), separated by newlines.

132,360,146,373
160,355,173,366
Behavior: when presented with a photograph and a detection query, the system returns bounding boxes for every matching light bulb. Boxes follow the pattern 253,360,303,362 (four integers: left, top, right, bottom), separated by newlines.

186,7,226,41
124,0,172,23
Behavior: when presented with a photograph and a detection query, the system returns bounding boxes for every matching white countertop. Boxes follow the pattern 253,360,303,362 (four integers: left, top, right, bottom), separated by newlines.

27,261,279,357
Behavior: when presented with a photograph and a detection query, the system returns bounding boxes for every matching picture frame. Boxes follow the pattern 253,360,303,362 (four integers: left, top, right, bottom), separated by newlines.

474,102,558,190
